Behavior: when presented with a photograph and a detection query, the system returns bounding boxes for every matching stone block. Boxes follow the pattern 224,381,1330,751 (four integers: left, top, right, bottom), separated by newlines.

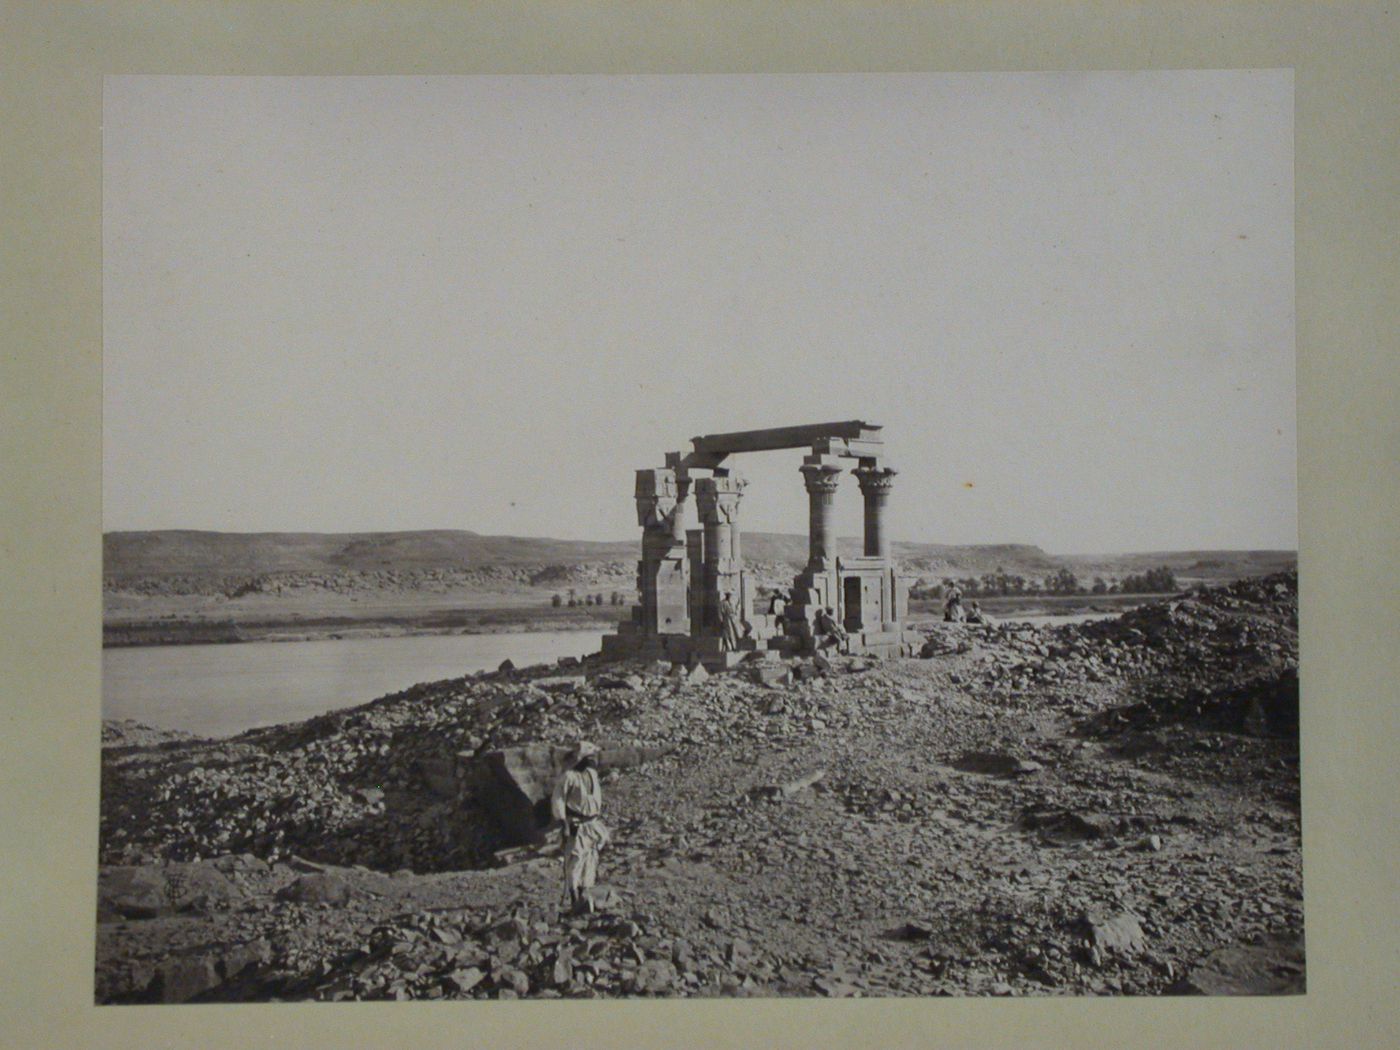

750,663,790,686
472,744,575,845
155,954,222,1004
98,866,170,920
536,675,585,693
599,634,633,659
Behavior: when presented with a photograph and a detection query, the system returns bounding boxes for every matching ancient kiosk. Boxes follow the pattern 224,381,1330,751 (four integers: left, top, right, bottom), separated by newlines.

601,421,912,668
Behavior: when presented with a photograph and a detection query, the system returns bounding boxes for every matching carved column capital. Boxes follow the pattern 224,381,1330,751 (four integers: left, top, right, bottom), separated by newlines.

854,465,897,495
635,468,680,529
800,463,843,495
695,474,747,524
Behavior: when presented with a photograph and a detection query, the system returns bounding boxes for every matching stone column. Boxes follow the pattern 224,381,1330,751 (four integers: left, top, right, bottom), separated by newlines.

854,465,897,560
669,472,692,543
694,473,746,628
634,468,688,635
799,456,843,569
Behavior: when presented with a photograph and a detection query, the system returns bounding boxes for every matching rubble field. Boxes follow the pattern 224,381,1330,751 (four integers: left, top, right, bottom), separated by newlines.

96,572,1302,1002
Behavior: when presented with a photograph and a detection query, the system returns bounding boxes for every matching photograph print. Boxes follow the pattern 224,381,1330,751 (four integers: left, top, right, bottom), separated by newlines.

98,72,1300,1003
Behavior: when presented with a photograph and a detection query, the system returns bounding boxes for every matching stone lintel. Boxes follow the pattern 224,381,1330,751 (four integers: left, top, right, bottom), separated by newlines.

812,437,886,460
677,449,728,471
691,420,882,456
837,555,889,570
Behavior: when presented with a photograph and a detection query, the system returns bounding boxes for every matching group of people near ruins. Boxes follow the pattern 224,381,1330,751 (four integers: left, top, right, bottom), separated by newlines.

761,588,845,655
943,584,991,625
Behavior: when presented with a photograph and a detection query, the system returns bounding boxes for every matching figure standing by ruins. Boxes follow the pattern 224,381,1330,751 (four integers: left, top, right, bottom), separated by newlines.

767,588,787,618
814,605,850,654
718,591,743,651
550,741,610,914
944,585,966,623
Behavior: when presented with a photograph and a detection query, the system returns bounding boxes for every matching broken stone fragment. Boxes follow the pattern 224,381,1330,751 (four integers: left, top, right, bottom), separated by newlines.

883,922,934,942
154,953,222,1003
442,968,487,996
1078,910,1147,957
630,958,679,994
757,768,826,800
98,866,171,920
1170,934,1304,995
953,751,1040,777
581,884,622,912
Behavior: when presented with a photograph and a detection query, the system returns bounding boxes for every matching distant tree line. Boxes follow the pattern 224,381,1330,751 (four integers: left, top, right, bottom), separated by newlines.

550,589,628,608
1113,567,1179,594
909,565,1179,599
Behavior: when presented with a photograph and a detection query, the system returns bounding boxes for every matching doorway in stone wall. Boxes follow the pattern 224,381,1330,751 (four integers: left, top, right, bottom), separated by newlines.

843,576,863,631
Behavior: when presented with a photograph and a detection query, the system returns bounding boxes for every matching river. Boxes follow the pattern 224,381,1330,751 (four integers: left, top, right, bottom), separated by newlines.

102,630,606,739
103,612,1123,739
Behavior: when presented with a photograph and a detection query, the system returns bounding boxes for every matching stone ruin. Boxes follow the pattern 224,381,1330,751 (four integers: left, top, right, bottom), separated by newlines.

602,420,914,669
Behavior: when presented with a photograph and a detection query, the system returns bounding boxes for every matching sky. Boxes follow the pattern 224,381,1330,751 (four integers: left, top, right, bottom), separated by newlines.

103,72,1295,554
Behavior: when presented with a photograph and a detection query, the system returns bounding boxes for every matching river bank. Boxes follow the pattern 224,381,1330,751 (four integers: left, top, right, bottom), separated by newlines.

105,589,1163,649
103,600,622,648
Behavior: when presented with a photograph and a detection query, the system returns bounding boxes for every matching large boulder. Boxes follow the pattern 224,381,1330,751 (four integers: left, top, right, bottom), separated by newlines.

469,743,669,846
470,744,575,845
98,866,170,919
1078,910,1148,957
154,953,222,1004
1171,934,1305,995
98,862,240,920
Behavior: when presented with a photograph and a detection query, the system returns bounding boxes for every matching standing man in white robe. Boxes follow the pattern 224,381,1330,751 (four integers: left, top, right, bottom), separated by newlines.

550,740,609,914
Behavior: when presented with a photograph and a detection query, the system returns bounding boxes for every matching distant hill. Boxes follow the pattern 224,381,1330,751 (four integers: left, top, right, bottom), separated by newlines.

1059,550,1298,582
102,530,638,578
103,529,1292,585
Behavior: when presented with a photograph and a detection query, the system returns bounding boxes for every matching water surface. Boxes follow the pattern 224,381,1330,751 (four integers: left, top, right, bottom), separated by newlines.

102,630,605,738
